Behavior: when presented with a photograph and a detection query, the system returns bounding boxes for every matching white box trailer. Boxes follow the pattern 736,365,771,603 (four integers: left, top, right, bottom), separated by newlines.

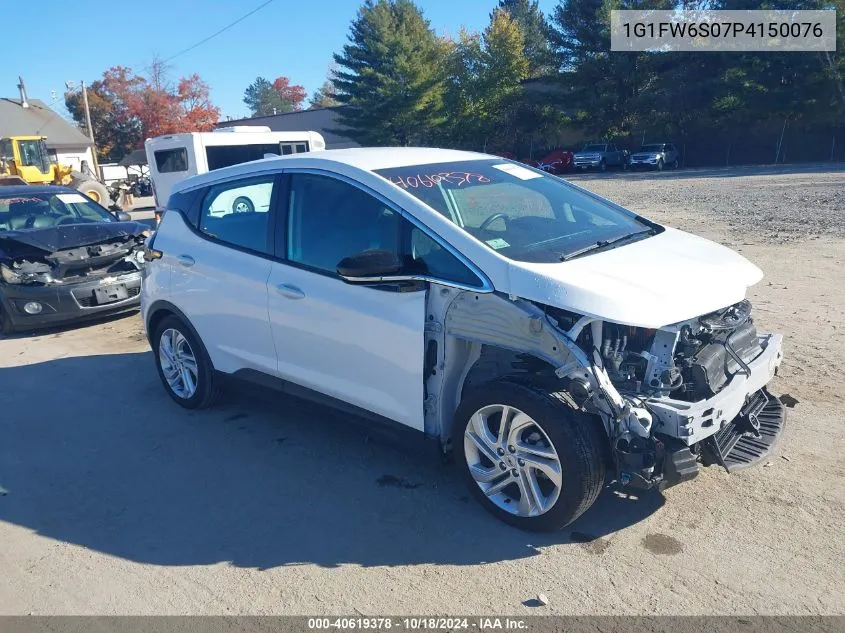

144,126,325,220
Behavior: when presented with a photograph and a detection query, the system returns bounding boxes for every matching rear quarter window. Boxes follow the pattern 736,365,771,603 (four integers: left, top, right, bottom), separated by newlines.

154,148,189,173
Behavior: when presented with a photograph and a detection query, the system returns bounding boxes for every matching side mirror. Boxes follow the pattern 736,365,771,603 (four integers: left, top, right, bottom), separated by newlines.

114,210,132,222
337,249,402,281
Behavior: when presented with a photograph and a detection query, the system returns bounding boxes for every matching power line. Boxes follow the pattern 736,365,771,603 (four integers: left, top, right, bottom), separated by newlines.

164,0,277,63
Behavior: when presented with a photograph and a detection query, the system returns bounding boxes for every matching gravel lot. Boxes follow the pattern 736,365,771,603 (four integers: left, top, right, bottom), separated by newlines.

1,165,843,615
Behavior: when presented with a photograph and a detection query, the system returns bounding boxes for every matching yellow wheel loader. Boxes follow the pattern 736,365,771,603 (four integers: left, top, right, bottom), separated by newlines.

0,135,111,205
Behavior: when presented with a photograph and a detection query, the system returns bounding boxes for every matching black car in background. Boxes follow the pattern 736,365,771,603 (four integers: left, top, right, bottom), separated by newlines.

0,185,149,334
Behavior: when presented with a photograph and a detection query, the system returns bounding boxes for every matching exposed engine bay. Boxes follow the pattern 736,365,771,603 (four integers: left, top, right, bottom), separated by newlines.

426,288,785,495
0,234,146,286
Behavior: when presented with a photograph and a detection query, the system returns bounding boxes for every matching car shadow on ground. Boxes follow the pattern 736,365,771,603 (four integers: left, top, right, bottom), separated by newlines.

0,351,664,570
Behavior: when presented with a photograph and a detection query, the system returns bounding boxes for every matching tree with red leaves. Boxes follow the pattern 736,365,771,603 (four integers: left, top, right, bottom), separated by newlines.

66,61,220,160
243,76,306,116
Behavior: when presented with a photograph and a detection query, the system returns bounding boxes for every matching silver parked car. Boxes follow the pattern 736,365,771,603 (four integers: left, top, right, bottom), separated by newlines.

572,143,628,171
629,143,680,171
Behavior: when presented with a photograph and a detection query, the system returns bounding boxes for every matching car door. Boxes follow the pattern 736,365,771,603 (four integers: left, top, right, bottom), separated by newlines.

164,173,279,375
266,172,428,430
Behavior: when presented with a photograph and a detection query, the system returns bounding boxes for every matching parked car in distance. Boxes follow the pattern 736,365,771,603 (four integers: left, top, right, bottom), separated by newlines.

142,148,785,532
0,185,148,334
629,143,680,171
573,143,628,171
535,149,575,174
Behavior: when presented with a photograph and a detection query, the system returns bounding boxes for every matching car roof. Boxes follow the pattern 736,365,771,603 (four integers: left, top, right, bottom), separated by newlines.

0,184,76,197
172,147,493,194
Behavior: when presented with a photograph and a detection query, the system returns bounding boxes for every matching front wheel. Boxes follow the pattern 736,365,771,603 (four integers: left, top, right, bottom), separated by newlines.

656,159,664,172
73,179,111,206
598,160,607,172
672,158,679,169
453,380,606,531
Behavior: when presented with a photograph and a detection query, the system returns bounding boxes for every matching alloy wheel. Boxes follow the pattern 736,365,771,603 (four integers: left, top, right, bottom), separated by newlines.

464,404,563,517
159,328,199,399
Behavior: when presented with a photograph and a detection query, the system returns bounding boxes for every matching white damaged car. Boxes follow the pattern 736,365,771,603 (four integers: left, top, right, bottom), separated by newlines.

141,148,785,531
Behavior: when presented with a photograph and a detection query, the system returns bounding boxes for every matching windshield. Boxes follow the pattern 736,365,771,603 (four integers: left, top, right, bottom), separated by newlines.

639,144,665,152
16,139,52,174
0,192,115,232
581,145,606,152
376,160,657,263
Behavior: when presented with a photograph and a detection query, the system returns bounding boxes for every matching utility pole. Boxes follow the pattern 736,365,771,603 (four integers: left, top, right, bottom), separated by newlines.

81,81,100,178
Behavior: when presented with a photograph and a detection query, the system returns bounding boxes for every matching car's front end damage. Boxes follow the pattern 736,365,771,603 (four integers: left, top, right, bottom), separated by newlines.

544,300,784,489
0,223,148,332
431,287,784,494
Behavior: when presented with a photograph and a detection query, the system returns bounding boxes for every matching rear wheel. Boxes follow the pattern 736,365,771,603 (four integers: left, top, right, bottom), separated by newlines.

152,315,220,409
73,179,110,206
453,380,606,531
232,196,254,213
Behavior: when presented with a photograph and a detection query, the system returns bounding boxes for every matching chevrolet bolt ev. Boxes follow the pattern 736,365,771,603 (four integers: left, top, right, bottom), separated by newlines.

141,148,785,531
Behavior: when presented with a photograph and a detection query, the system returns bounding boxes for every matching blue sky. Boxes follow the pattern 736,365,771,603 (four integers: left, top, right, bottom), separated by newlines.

2,0,558,122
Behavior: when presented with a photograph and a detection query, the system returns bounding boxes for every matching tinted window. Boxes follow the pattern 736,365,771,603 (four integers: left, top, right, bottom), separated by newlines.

287,174,400,273
286,174,482,286
408,228,483,287
376,160,656,263
205,144,284,170
295,143,307,153
199,176,274,254
155,148,188,173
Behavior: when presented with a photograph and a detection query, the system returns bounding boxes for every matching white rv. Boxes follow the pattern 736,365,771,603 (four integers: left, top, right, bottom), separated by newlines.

144,127,325,221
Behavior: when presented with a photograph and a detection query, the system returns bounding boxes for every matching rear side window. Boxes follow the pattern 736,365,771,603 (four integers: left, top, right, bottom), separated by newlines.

155,148,188,173
198,175,275,255
205,144,287,170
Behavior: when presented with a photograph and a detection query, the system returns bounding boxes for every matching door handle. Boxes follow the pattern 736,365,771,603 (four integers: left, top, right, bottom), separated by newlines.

176,255,195,267
275,283,305,300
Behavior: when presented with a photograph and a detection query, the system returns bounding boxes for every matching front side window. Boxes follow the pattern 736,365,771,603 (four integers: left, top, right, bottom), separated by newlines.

376,160,657,263
285,173,482,287
198,176,275,254
154,148,188,173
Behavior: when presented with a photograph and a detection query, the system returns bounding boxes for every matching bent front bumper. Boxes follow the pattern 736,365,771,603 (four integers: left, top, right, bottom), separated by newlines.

648,333,784,445
1,271,141,331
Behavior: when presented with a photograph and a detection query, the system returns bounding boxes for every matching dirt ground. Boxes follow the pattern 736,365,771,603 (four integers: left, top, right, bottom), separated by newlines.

1,165,843,615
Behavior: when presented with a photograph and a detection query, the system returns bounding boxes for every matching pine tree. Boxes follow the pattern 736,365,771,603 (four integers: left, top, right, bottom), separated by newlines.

332,0,447,145
495,0,554,76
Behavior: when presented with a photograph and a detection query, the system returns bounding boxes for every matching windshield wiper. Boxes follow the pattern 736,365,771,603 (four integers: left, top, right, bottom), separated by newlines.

559,229,655,262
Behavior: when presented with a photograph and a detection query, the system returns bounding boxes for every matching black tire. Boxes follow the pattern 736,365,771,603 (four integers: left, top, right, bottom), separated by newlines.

672,158,679,170
152,315,221,409
656,158,664,172
598,160,607,172
232,196,254,213
453,380,606,531
73,178,111,207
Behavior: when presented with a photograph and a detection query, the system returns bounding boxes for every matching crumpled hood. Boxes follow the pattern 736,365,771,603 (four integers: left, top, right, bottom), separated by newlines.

504,227,764,328
0,222,147,258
